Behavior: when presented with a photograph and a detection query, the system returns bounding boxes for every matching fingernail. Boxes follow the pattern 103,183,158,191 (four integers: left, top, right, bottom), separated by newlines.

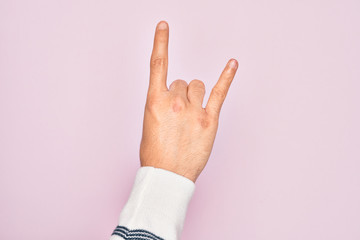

157,21,168,30
229,59,238,69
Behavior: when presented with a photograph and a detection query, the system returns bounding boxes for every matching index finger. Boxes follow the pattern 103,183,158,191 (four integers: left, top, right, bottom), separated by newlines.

205,59,238,118
148,21,169,94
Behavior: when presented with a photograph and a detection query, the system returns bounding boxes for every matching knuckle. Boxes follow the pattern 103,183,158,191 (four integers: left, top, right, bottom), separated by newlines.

171,95,187,112
169,79,187,89
173,94,187,105
207,110,220,123
190,79,205,90
145,96,159,112
190,79,205,87
198,115,212,129
211,86,226,100
150,57,167,67
224,71,236,82
175,79,188,85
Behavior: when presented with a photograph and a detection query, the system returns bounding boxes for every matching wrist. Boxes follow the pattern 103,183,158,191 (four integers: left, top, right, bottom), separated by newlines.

141,163,199,183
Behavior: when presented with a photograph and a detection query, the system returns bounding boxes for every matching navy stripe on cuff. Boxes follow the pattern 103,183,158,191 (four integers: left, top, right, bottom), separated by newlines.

111,225,165,240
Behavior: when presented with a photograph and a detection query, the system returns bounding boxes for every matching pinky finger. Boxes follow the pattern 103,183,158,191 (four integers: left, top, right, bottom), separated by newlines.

205,59,238,118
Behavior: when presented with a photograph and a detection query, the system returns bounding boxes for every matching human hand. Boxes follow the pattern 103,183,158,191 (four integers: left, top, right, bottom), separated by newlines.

139,20,238,183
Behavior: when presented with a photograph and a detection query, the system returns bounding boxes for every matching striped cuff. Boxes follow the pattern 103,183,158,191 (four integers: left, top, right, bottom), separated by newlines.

111,225,164,240
110,166,196,240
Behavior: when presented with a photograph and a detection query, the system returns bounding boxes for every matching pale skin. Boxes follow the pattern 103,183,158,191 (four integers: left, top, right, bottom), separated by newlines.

139,20,238,183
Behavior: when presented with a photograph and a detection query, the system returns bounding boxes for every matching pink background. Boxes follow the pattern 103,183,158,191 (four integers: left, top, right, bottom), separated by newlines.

1,0,359,239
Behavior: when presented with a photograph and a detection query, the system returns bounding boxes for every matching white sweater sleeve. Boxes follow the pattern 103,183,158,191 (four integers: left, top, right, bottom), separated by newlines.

109,166,196,240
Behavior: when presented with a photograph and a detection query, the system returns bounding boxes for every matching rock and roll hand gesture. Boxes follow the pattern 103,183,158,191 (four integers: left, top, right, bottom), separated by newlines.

139,20,238,183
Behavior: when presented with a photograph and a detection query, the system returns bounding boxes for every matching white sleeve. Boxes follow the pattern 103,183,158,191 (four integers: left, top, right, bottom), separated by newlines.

109,166,196,240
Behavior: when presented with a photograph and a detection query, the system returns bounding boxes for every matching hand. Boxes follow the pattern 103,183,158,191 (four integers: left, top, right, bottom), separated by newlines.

139,20,238,183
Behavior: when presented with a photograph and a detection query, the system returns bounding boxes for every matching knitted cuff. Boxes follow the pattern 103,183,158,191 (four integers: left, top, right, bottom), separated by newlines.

110,166,196,240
